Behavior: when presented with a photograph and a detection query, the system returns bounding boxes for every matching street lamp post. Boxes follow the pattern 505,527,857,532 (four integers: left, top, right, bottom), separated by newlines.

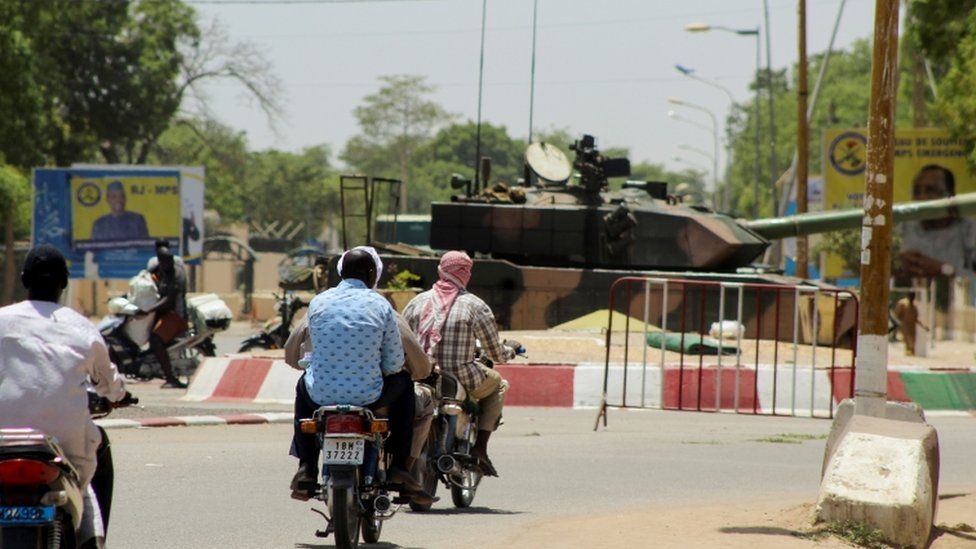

685,23,762,218
667,96,719,204
674,64,734,210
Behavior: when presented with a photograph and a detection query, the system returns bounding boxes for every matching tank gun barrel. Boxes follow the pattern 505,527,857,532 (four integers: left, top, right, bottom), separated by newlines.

743,192,976,240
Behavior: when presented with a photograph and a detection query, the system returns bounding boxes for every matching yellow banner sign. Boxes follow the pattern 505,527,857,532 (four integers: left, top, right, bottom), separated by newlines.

71,175,180,250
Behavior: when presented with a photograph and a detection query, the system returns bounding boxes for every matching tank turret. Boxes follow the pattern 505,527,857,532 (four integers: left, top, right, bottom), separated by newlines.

429,133,976,272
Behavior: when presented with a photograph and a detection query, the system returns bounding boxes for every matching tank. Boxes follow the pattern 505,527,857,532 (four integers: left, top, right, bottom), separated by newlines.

349,133,976,333
429,133,976,272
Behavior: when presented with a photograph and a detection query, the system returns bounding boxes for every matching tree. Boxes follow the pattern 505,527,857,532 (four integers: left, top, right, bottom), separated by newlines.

0,165,30,305
408,121,526,211
341,75,455,200
724,39,913,219
923,6,976,168
0,1,280,168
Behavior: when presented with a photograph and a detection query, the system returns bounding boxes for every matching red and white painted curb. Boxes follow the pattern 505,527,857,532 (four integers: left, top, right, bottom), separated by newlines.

182,356,300,404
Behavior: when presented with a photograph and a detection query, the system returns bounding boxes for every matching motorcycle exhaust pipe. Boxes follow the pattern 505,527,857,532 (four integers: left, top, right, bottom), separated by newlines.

373,494,392,513
436,454,462,476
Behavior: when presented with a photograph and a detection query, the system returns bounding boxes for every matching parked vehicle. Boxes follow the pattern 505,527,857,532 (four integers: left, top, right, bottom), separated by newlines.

299,405,401,549
99,293,231,382
0,391,137,548
238,291,307,352
410,340,524,512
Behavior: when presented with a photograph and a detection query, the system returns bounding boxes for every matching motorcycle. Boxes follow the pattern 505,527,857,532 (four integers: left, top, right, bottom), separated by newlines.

410,340,524,512
0,391,137,548
299,405,403,549
99,293,231,382
238,291,307,352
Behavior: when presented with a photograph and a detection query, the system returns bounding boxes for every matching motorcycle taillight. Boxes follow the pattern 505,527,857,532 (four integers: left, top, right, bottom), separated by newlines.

0,459,60,486
324,414,365,434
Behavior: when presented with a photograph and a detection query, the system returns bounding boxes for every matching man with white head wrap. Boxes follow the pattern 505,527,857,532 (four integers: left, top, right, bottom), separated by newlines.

289,247,429,502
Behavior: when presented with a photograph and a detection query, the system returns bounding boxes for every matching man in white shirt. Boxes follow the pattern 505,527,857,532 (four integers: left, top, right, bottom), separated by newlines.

0,245,131,539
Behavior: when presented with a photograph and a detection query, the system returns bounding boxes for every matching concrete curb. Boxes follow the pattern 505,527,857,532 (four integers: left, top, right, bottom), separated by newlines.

96,412,293,430
181,357,976,415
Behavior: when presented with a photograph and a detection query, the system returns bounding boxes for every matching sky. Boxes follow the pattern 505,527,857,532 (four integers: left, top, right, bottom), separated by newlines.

189,0,877,183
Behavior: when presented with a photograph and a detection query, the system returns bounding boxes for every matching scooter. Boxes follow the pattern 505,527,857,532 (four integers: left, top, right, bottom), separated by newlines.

99,293,231,382
0,391,137,548
238,291,307,352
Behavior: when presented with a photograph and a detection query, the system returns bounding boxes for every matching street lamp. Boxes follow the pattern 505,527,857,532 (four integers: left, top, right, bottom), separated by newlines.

671,154,709,172
684,22,766,218
674,64,734,210
667,96,718,200
668,110,712,134
678,143,714,163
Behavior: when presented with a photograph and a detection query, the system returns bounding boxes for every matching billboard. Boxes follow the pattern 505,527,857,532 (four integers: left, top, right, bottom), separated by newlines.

32,166,204,280
70,175,180,250
824,128,975,210
822,128,975,277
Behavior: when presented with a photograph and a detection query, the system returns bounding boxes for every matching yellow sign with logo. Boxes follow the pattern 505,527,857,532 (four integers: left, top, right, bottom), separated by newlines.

822,127,974,277
71,175,180,251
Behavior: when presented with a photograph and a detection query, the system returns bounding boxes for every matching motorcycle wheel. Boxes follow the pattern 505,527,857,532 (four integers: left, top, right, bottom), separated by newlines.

237,340,270,353
408,435,439,512
450,467,483,509
330,486,361,549
360,511,382,544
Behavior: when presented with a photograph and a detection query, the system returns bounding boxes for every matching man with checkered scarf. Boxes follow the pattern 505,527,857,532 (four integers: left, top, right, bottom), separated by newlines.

402,251,517,476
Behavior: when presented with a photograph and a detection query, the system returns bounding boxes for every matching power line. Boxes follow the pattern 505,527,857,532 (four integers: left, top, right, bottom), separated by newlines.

187,0,439,4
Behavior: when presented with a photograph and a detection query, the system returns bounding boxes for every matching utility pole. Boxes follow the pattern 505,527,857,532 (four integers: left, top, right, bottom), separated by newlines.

795,0,809,278
856,0,899,418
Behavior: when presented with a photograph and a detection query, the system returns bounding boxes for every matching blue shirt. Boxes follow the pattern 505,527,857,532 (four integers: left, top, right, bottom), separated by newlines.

304,279,404,406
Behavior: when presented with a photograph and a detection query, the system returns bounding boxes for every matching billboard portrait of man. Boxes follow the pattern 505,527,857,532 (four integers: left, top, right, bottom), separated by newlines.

900,164,976,279
91,180,150,242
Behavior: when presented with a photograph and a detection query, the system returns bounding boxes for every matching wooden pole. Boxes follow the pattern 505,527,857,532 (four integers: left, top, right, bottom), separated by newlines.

795,0,809,278
855,0,899,418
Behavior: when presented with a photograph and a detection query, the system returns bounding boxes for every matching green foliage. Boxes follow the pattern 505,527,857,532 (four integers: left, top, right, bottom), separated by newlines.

0,165,32,239
725,39,913,219
385,269,420,291
824,520,894,548
150,118,337,235
933,8,976,168
341,75,455,189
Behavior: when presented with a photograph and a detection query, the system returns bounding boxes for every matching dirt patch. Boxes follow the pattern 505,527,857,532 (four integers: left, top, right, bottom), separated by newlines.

496,491,976,548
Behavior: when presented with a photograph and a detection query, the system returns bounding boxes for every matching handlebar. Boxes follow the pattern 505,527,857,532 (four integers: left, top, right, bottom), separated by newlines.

88,391,139,417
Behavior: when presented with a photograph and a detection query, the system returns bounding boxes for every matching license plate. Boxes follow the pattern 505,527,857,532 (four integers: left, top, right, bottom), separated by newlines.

324,438,365,465
0,506,55,525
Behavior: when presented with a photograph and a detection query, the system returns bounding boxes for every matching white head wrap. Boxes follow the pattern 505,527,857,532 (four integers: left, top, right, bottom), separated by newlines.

336,246,383,289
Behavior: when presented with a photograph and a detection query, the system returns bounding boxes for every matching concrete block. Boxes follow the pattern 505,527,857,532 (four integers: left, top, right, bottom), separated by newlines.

822,398,926,478
816,414,939,549
251,292,277,322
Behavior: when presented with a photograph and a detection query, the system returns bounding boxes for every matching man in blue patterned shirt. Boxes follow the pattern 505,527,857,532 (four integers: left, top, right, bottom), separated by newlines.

290,247,423,499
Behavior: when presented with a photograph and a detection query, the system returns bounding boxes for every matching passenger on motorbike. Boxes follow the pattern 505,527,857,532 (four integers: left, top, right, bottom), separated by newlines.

289,247,426,500
138,245,188,388
0,245,134,545
402,251,516,476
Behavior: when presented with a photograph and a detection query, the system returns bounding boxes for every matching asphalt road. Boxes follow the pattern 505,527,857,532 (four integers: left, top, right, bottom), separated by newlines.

104,408,976,548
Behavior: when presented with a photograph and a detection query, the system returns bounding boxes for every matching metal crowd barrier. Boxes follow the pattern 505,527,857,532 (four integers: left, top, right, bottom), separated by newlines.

594,277,859,429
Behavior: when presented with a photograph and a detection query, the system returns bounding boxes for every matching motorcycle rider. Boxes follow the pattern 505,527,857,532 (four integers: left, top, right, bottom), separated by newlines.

402,251,516,476
139,245,188,388
289,247,425,500
0,245,133,545
284,272,435,504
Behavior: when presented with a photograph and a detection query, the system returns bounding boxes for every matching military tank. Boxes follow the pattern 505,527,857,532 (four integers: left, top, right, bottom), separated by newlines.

353,133,976,335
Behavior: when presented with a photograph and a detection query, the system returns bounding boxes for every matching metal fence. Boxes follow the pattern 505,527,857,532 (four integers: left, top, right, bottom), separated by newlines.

594,277,859,429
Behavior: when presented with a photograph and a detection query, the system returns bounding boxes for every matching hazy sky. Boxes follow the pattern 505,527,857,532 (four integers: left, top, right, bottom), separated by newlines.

190,0,876,180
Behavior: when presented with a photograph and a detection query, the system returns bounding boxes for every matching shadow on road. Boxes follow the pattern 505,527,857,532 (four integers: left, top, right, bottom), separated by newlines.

718,526,810,538
296,543,424,549
407,506,523,516
938,492,970,501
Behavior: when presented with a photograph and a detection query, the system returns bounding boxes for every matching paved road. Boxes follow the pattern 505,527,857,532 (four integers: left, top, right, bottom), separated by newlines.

104,408,976,548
